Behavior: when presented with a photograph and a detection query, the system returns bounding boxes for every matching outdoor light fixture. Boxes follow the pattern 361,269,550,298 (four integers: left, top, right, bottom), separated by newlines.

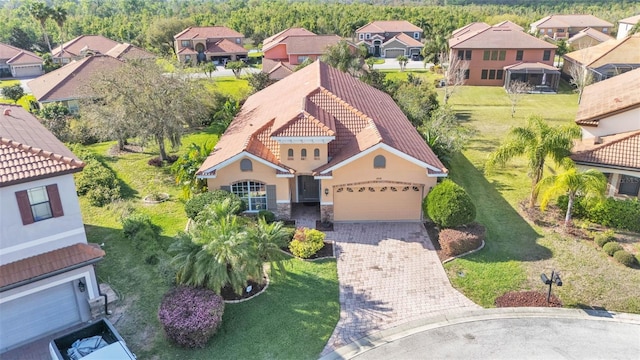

324,188,329,196
78,279,86,293
540,270,562,303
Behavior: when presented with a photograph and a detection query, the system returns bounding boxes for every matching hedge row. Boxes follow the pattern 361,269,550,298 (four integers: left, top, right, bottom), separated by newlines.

558,195,640,232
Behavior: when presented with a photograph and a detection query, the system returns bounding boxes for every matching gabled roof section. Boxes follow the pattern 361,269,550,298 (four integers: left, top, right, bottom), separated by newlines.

531,14,613,29
272,97,336,138
571,131,640,171
105,43,155,60
356,21,423,34
567,27,614,44
272,35,345,55
0,105,85,186
451,22,491,38
207,39,247,53
51,35,120,58
0,42,42,63
564,33,640,67
263,27,316,48
576,68,640,125
450,26,556,49
6,51,42,65
174,26,243,40
494,20,524,31
28,55,124,102
384,33,423,47
619,14,640,25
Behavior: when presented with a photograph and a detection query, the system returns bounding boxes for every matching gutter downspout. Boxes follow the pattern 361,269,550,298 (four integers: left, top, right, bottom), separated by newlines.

94,264,112,316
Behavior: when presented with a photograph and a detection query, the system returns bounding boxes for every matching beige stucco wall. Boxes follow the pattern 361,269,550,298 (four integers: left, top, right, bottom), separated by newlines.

280,144,327,174
580,108,640,138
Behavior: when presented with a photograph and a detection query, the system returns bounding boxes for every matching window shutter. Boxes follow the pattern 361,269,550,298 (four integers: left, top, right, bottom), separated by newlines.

266,185,277,211
220,186,231,192
15,190,34,225
46,184,64,218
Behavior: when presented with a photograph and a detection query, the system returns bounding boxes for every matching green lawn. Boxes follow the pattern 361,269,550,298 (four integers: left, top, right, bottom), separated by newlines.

0,79,20,88
80,130,339,359
443,85,640,312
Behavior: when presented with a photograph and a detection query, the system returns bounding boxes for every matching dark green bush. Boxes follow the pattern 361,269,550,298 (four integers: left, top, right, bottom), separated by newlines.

122,213,160,239
184,190,246,219
258,210,275,223
156,256,178,285
594,230,615,248
86,184,121,207
558,196,640,232
602,242,623,256
73,152,121,207
613,250,636,267
289,227,325,258
425,180,476,228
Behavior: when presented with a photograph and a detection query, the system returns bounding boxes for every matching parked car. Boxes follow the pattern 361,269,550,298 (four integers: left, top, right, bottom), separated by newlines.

49,319,135,360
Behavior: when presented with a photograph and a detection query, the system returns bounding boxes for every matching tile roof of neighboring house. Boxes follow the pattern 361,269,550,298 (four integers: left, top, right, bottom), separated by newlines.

51,35,121,58
198,61,446,177
174,26,243,40
384,33,423,47
206,39,247,54
450,26,556,49
105,43,155,60
0,243,104,289
567,27,614,44
0,42,42,63
262,59,295,79
619,14,640,25
575,67,640,125
356,20,423,34
451,22,491,38
531,14,613,29
263,27,316,48
0,105,85,186
571,130,640,171
28,55,124,103
494,20,525,31
563,33,640,68
276,35,345,54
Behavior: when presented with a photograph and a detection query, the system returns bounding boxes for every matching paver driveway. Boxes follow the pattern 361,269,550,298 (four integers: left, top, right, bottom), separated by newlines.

322,222,479,354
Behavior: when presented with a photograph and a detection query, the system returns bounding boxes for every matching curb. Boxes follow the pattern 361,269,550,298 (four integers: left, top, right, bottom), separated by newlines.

442,240,485,264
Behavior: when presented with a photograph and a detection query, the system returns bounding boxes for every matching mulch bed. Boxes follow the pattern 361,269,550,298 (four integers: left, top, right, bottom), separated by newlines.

495,291,562,308
316,221,334,231
220,279,266,301
281,241,334,259
424,221,485,262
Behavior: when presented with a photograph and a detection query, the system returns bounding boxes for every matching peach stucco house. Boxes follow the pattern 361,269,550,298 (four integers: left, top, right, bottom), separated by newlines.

197,61,447,222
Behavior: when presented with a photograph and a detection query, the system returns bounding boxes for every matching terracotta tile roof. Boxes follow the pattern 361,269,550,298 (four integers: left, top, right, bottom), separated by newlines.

52,35,121,58
263,28,316,48
531,15,613,29
174,26,243,40
277,35,345,55
177,47,198,55
356,21,423,34
575,68,640,124
384,33,423,47
105,43,155,60
619,14,640,25
206,39,247,54
494,21,524,31
0,243,104,289
450,26,556,49
0,43,42,65
0,105,85,186
266,62,295,80
563,33,640,68
28,55,124,102
197,61,446,177
567,27,614,44
571,131,640,170
451,22,491,38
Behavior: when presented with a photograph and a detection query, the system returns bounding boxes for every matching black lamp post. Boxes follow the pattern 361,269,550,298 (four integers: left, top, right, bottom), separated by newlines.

540,270,562,303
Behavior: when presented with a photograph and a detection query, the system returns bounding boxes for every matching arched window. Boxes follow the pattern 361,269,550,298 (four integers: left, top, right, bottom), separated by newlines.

287,148,294,159
314,148,320,159
301,149,307,159
374,155,386,169
240,159,253,172
231,181,267,211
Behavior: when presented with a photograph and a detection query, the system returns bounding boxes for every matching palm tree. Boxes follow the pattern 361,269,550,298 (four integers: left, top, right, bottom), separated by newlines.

51,6,68,59
486,115,581,208
28,2,53,55
249,218,290,278
171,141,214,199
396,55,408,71
536,161,607,226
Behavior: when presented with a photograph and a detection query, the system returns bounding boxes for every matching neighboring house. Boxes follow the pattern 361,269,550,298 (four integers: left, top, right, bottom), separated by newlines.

562,33,640,82
567,27,614,49
174,26,247,65
28,55,124,113
617,14,640,40
530,14,613,40
571,68,640,199
262,27,349,80
0,105,105,353
51,35,154,64
356,20,423,58
196,61,447,222
449,22,560,90
0,43,43,78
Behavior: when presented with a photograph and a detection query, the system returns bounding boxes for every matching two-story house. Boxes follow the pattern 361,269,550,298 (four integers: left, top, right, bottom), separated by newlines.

0,105,106,353
174,26,248,65
570,68,640,198
530,14,613,40
196,61,447,222
566,28,614,49
617,14,640,40
356,20,423,58
51,35,154,65
449,22,559,90
262,27,350,80
0,42,43,78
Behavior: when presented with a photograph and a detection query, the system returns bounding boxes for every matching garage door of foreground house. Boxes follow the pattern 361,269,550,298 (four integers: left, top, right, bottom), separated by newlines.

333,183,423,221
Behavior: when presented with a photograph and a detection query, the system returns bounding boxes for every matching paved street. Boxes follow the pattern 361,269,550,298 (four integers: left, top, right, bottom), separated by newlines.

321,223,479,355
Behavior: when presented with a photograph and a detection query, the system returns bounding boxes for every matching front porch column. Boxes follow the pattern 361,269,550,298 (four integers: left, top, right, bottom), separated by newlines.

608,174,621,197
276,202,292,220
320,204,334,222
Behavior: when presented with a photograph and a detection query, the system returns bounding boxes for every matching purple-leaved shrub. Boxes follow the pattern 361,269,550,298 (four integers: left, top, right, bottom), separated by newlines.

158,286,225,348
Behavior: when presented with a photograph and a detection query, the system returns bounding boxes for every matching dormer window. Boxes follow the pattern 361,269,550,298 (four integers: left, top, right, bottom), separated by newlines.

240,159,253,172
373,155,386,169
301,149,307,160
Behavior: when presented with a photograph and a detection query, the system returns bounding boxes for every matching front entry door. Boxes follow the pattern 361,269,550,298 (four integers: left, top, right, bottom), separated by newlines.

298,176,320,202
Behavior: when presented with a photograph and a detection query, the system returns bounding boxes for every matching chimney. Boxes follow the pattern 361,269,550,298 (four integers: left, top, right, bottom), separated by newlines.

594,136,602,144
2,108,10,116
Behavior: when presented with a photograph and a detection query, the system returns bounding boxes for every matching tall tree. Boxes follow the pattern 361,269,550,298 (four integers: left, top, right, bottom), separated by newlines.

50,5,67,57
145,17,191,56
486,115,581,208
225,60,247,78
440,53,469,104
28,2,53,55
567,61,594,103
1,84,25,103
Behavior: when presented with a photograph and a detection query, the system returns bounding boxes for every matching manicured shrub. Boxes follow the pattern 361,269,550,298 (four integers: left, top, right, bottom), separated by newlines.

438,223,485,257
289,227,325,258
594,230,615,248
74,154,121,207
425,180,476,228
558,196,640,233
184,190,246,220
602,242,623,257
158,286,224,348
121,213,163,263
258,210,276,223
613,250,636,267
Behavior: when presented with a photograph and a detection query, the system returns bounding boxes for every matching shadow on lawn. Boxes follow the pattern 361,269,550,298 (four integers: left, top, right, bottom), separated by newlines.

450,153,551,262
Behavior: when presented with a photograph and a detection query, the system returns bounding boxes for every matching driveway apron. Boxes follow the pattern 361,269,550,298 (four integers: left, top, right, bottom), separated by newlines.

322,222,479,354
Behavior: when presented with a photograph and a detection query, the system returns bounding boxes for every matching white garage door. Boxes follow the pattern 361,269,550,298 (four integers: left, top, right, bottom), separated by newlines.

12,65,42,77
333,183,423,221
384,49,405,58
0,281,81,352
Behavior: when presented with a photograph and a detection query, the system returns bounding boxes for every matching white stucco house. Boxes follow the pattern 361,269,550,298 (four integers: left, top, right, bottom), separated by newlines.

0,105,106,353
617,14,640,40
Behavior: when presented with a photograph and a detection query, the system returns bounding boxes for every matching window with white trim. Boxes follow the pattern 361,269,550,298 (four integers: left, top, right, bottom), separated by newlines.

181,40,190,47
413,32,420,39
301,149,307,159
28,187,53,221
314,148,320,160
231,181,267,211
287,148,294,160
366,33,371,40
359,33,364,40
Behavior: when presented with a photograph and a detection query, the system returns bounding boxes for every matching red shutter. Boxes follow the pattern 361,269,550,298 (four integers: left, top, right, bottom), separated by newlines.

46,184,64,218
15,190,34,225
